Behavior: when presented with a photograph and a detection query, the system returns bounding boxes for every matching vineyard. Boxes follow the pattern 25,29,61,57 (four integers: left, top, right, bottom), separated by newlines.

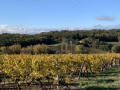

0,53,120,89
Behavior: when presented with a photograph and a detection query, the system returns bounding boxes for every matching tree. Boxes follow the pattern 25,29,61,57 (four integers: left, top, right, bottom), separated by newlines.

33,44,49,54
112,45,120,53
33,44,41,54
81,38,93,47
62,37,67,43
75,45,88,54
21,45,33,54
99,45,111,51
0,46,8,54
9,44,21,54
118,36,120,42
92,39,100,49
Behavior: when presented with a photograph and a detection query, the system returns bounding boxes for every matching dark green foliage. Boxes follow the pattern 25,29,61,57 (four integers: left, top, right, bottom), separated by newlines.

0,33,53,47
92,39,100,49
99,45,111,51
112,45,120,53
1,29,120,54
0,29,119,47
75,45,89,54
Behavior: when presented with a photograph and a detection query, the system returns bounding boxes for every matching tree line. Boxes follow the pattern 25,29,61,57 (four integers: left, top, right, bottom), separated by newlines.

1,29,120,54
0,29,120,47
0,43,55,54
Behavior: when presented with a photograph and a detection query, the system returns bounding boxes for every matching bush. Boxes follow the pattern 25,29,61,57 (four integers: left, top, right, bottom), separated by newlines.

75,45,88,54
0,46,8,54
9,44,21,54
112,45,120,53
99,45,111,51
21,45,33,54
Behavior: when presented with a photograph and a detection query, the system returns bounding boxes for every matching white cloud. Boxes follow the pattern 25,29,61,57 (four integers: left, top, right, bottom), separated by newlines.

0,24,47,34
0,25,8,29
0,24,120,34
92,24,120,29
61,27,83,31
61,24,120,30
96,16,116,21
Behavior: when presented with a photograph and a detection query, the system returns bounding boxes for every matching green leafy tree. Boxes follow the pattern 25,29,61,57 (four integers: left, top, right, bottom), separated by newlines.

62,37,67,43
99,45,111,51
92,39,100,49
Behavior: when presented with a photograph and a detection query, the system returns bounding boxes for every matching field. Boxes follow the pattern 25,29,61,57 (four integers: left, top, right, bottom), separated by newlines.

76,67,120,90
105,42,120,46
0,53,120,89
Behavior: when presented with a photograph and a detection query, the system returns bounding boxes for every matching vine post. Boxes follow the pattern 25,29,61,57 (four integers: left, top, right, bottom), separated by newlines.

56,59,59,89
78,60,85,80
101,59,105,72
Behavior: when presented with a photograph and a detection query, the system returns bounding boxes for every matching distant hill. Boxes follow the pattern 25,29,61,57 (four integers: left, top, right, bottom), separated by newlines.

0,29,120,47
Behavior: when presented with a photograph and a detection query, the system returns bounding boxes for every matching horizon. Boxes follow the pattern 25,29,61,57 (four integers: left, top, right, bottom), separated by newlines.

0,0,120,34
1,28,120,35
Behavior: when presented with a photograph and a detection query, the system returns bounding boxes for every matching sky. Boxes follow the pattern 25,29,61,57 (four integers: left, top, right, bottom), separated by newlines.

0,0,120,34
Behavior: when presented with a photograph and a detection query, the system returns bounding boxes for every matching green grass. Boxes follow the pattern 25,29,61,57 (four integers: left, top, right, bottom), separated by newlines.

86,47,109,54
75,67,120,90
105,42,120,46
48,42,66,46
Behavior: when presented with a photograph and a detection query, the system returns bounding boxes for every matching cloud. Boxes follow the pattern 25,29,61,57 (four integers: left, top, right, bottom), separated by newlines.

61,27,83,31
0,24,120,34
0,24,48,34
92,24,120,30
96,16,116,21
62,24,120,30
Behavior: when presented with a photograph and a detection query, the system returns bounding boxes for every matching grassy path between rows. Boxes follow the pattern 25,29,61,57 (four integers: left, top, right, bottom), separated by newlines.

75,67,120,90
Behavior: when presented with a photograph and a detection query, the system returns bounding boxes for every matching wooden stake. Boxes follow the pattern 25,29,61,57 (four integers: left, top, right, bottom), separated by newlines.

115,57,117,67
85,66,89,78
89,63,93,75
118,60,120,66
4,73,5,85
101,59,105,72
78,60,85,80
56,59,59,89
65,44,68,53
110,59,113,67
